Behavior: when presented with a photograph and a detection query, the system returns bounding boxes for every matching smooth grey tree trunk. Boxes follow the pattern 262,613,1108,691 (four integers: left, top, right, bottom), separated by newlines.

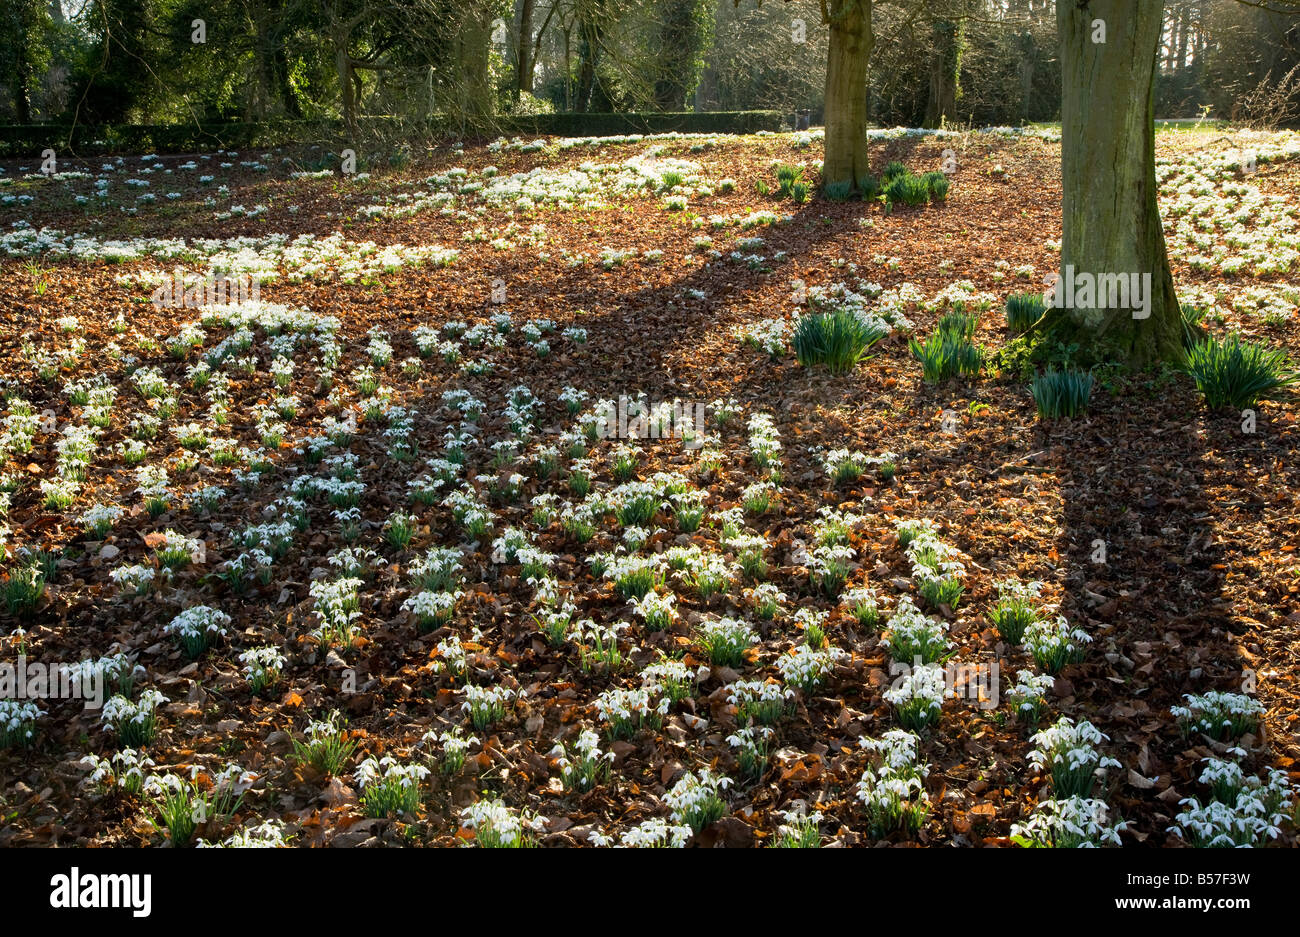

820,0,874,191
516,0,536,97
1039,0,1183,367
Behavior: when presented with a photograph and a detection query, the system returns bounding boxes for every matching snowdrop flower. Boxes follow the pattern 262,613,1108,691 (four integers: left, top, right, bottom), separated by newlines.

664,768,732,831
1028,717,1122,798
1013,796,1126,848
595,818,691,848
0,700,44,747
883,664,953,731
1170,690,1266,739
776,644,847,693
458,797,546,847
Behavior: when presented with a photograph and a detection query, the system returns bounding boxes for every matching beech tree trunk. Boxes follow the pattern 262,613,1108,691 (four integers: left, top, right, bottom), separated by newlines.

1175,7,1189,70
13,0,42,123
575,20,599,112
1039,0,1182,368
924,18,961,129
335,44,357,140
516,0,536,97
821,0,874,191
1018,32,1035,122
276,45,302,118
574,0,609,114
455,6,494,122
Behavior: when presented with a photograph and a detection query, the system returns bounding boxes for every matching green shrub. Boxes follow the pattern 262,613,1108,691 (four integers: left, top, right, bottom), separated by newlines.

1183,334,1298,410
884,173,930,207
938,311,979,340
791,180,811,203
0,113,789,160
793,309,889,374
776,163,804,197
923,171,950,200
823,179,852,201
859,174,881,199
957,342,985,377
882,160,909,182
1180,303,1206,349
1030,368,1093,419
1005,293,1045,334
909,315,984,383
2,549,52,614
3,561,45,615
909,336,975,383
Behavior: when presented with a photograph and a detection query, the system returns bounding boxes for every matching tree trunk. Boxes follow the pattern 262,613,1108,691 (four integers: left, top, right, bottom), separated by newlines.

1017,30,1036,122
1192,0,1206,63
13,0,40,123
1175,6,1189,70
336,45,356,140
1039,0,1182,368
516,0,536,97
575,12,602,113
255,34,276,120
276,45,302,118
14,79,31,125
562,25,572,111
821,0,874,191
653,0,713,111
14,23,32,124
924,18,960,128
1170,5,1180,71
455,4,494,122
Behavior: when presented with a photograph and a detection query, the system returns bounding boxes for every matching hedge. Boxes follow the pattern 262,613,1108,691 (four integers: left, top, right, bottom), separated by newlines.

501,110,785,137
0,111,786,158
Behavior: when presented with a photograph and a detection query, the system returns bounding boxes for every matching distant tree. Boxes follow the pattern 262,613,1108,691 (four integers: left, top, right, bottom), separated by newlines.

573,0,612,111
1203,0,1300,126
923,5,967,127
651,0,715,110
0,0,52,122
697,0,823,114
74,0,156,123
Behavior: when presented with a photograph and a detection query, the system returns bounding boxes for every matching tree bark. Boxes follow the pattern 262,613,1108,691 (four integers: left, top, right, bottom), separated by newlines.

455,3,495,122
10,0,46,123
575,9,603,113
924,17,962,128
1175,5,1189,70
275,45,302,118
255,32,276,120
653,0,713,111
1017,30,1036,122
335,45,357,140
1192,0,1206,63
515,0,536,97
1038,0,1182,368
1170,4,1180,70
821,0,874,191
562,23,572,110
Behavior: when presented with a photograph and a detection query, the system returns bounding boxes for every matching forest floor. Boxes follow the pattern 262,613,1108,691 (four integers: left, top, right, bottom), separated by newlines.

0,124,1297,847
